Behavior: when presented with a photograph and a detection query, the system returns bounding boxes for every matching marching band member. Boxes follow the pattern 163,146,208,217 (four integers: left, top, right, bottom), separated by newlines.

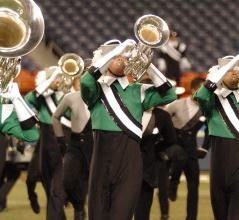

0,133,8,211
0,82,39,211
194,55,239,220
134,75,186,220
80,39,177,220
156,29,191,83
165,77,208,220
134,106,178,220
52,76,93,220
24,66,69,220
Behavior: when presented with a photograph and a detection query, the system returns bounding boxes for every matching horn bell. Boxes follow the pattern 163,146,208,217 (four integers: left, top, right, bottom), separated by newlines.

134,14,170,48
0,0,45,58
58,53,84,77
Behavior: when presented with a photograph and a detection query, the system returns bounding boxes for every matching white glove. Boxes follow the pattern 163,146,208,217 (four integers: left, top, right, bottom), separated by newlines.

35,67,62,96
1,82,37,122
0,82,21,101
180,57,192,72
207,54,239,84
93,39,136,73
147,63,169,87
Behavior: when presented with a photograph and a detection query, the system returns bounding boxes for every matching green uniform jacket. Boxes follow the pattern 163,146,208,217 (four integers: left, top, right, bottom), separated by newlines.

80,70,177,132
0,104,39,142
24,91,71,124
194,85,237,139
25,91,53,124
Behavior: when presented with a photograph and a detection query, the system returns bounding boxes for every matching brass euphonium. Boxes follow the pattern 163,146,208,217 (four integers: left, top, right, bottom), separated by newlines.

58,53,84,92
124,14,170,80
0,0,44,91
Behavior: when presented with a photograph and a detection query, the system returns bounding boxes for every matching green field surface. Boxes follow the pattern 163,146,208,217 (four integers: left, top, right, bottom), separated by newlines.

0,172,213,220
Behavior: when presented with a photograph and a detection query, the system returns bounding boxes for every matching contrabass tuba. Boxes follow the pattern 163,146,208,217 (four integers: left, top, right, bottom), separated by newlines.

57,53,84,92
124,14,170,80
0,0,44,91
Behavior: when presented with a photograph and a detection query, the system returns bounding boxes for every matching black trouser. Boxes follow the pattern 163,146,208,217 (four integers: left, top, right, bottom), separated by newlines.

39,124,66,220
26,141,41,202
0,162,20,205
169,157,199,220
210,136,239,220
135,161,169,220
0,134,10,207
63,131,92,213
88,131,143,220
63,147,88,212
0,134,8,181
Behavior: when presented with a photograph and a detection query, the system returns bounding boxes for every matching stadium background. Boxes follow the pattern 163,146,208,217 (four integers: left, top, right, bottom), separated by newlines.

3,0,238,219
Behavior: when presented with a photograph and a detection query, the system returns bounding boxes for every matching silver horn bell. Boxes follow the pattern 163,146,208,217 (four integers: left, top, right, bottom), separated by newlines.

124,14,170,81
57,53,84,93
0,0,44,91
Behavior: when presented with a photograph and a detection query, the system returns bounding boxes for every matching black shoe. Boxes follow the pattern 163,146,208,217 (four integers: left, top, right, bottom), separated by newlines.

30,198,40,214
161,214,169,220
0,200,6,212
74,210,85,220
168,186,177,201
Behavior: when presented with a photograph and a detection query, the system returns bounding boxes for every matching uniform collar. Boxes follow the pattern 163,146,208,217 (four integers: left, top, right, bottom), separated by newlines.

216,84,239,102
97,74,129,89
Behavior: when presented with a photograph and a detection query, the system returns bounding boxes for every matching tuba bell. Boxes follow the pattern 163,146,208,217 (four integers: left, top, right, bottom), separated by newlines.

57,53,84,93
124,14,170,81
0,0,44,91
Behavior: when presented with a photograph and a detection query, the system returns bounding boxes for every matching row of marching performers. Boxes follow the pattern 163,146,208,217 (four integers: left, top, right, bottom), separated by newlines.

0,39,239,220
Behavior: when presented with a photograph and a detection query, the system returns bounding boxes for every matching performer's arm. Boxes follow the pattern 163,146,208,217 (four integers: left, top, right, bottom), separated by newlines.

0,83,39,141
142,86,177,110
52,95,70,155
147,63,173,93
204,54,239,91
1,109,39,142
35,67,62,96
24,91,39,111
52,95,69,138
1,83,38,127
81,39,136,107
93,39,136,73
80,68,102,108
193,85,215,116
142,63,177,110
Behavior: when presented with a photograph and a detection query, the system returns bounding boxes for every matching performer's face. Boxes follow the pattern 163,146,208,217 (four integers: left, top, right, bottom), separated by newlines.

223,69,239,89
108,56,127,77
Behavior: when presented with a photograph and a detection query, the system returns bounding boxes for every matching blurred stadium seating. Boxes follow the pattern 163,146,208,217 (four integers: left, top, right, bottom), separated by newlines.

27,0,239,73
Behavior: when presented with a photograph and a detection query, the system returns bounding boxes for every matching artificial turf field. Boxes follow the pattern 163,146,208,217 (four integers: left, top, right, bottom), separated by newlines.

0,172,213,220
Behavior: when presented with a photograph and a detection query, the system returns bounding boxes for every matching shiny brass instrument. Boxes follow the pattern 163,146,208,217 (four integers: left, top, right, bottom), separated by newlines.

124,14,170,80
58,53,84,92
0,0,44,91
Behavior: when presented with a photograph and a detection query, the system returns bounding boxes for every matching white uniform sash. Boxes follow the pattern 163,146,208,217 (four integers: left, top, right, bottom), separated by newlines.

216,94,239,137
45,96,71,128
100,83,142,140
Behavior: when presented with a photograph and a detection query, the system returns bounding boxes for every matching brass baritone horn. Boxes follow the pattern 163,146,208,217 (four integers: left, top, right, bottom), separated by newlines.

0,0,44,91
124,14,170,80
58,53,84,92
